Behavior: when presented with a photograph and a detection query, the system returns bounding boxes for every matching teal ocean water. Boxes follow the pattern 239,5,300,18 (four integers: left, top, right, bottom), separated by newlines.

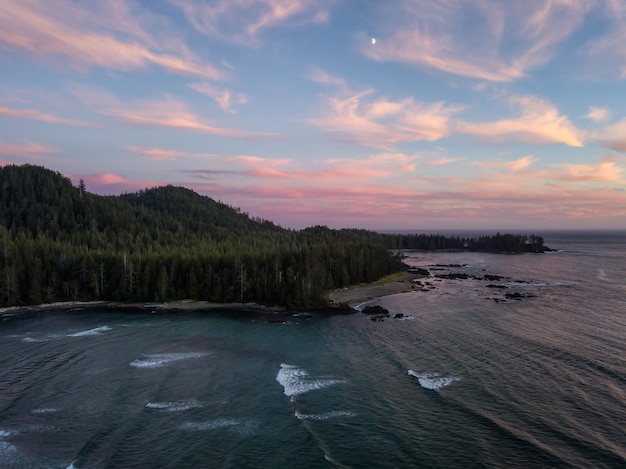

1,231,625,468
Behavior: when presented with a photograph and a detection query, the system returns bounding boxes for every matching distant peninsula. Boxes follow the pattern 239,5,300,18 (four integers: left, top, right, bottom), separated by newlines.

0,164,551,311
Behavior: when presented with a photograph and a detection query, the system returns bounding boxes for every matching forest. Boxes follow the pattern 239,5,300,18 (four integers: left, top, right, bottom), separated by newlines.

0,164,548,308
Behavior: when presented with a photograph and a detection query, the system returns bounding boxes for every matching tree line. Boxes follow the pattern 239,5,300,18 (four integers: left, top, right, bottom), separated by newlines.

0,164,548,309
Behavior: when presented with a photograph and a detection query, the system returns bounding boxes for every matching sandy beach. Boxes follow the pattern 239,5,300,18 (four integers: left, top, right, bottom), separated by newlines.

327,272,422,306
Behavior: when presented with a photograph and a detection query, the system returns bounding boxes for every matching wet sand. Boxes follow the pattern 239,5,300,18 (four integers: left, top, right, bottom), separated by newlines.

328,272,422,306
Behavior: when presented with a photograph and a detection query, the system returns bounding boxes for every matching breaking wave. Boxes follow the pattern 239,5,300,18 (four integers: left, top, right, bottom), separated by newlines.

408,370,461,390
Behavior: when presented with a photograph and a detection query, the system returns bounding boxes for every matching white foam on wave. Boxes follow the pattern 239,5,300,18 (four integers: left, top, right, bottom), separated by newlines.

0,441,19,461
146,400,202,412
408,370,460,390
21,336,47,343
31,408,58,414
0,429,11,438
130,352,210,369
276,364,344,398
295,410,356,421
68,326,112,337
180,418,242,431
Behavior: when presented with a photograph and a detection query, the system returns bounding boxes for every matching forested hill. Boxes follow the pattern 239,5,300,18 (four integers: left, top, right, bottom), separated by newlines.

0,164,549,309
0,164,404,307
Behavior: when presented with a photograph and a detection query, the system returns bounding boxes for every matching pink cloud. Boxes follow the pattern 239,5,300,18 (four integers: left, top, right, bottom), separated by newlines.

0,105,92,127
221,152,418,180
67,172,158,196
456,95,584,146
66,156,626,229
586,106,610,123
596,118,626,152
471,155,537,171
361,0,588,82
0,141,60,156
169,0,332,46
0,0,226,80
74,88,281,141
309,87,462,148
187,83,248,114
550,155,626,184
128,146,216,161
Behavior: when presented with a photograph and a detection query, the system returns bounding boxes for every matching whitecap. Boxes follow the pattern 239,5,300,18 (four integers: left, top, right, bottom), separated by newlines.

180,418,241,431
21,336,47,343
31,408,57,414
0,429,11,438
295,410,356,421
408,370,460,390
130,352,209,369
0,441,19,461
68,326,112,337
276,364,344,398
146,400,202,412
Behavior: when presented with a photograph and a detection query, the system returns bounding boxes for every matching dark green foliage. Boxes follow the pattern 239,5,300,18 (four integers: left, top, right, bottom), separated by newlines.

0,165,404,308
0,165,547,308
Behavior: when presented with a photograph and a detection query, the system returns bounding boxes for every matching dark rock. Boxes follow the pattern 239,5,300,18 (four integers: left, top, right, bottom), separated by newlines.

370,315,388,322
434,273,469,280
362,305,390,315
408,267,430,276
393,313,405,319
484,274,504,281
486,284,506,289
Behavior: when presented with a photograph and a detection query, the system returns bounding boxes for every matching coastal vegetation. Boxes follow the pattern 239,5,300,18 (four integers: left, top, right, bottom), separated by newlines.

0,164,548,308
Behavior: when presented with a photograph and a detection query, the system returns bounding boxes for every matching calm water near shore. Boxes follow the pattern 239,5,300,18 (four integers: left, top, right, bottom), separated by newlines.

1,231,625,468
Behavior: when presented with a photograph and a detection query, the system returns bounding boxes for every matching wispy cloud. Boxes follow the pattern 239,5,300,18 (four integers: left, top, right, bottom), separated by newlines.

128,146,216,161
471,155,538,171
586,106,609,122
74,87,281,141
0,0,226,80
583,1,626,80
67,171,155,196
224,154,390,180
361,0,589,82
0,141,60,157
595,118,626,152
169,0,332,46
456,95,585,146
550,155,626,184
309,81,463,148
0,105,92,127
187,83,248,113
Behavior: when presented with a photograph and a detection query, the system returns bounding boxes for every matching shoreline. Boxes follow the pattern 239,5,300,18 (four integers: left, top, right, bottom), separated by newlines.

0,272,423,321
327,272,423,307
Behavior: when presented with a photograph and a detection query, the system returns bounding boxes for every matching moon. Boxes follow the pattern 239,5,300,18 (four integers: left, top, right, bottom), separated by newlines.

371,37,376,45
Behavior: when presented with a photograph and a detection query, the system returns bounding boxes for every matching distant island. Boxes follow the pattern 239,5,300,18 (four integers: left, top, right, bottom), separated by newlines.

0,164,551,310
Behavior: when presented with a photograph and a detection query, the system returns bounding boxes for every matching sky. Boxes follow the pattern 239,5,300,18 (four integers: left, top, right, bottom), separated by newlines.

1,0,626,230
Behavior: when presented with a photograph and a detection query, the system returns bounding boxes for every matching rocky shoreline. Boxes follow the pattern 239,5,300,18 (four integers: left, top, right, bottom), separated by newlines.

0,264,542,323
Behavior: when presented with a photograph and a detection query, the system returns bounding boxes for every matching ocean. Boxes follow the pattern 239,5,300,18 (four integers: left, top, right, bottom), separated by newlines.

0,231,625,468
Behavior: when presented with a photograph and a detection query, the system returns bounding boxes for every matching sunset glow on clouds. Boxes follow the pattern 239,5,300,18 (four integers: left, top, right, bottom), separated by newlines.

1,0,625,229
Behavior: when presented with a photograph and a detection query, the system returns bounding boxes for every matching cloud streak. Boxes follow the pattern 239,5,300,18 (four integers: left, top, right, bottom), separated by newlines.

0,105,92,127
128,146,216,161
169,0,332,45
309,85,462,148
456,95,584,146
361,0,590,82
0,0,226,80
0,141,60,156
74,88,281,141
